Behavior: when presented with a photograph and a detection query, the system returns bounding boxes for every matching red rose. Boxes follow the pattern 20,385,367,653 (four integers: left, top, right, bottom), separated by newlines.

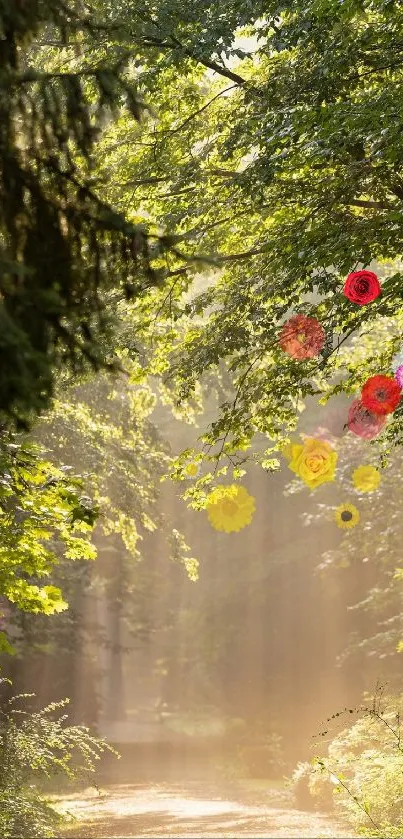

361,374,401,416
347,399,386,439
279,314,325,360
343,270,381,305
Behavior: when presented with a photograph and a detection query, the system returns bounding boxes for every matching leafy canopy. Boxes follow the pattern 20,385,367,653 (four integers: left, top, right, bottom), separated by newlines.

88,0,403,491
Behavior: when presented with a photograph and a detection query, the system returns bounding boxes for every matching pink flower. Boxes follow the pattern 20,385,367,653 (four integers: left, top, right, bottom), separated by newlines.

347,399,387,440
395,365,403,388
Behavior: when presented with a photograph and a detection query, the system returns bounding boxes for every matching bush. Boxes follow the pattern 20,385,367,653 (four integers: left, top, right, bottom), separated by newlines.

0,679,117,838
289,761,334,812
290,690,403,836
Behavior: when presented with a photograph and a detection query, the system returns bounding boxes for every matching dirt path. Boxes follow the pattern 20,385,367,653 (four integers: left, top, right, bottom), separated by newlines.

56,781,357,838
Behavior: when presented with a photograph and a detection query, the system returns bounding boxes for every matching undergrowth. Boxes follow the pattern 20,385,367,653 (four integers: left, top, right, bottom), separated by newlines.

0,678,118,838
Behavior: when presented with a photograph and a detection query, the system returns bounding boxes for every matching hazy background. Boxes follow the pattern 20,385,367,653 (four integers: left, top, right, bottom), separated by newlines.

2,383,399,787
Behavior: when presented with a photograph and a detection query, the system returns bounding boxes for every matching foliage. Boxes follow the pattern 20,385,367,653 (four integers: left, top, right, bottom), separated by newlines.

0,0,193,428
2,0,403,807
291,687,403,836
4,0,403,461
37,373,199,578
234,725,285,780
289,760,334,812
0,372,199,720
0,434,96,646
85,0,403,497
0,678,117,838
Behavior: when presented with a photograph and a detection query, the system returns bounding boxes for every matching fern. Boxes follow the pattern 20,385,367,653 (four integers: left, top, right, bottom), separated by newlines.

0,679,118,838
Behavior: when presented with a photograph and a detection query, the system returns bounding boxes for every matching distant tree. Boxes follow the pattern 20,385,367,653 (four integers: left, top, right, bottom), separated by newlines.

0,374,198,722
308,410,403,680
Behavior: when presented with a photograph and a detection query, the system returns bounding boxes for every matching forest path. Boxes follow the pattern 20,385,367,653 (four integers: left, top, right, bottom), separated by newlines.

57,781,357,838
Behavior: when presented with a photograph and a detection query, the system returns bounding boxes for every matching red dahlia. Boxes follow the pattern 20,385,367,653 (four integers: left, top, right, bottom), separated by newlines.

361,375,401,416
343,270,381,305
279,314,325,360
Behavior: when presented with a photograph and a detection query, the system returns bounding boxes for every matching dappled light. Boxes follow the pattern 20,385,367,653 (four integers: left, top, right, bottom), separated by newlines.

1,1,403,837
57,783,354,838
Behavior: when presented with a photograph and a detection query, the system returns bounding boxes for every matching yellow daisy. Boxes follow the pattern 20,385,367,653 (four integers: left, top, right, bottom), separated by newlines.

334,503,360,530
207,484,255,533
183,461,200,479
352,464,381,493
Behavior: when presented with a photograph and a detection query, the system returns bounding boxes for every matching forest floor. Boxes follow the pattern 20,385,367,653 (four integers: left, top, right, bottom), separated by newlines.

55,780,358,838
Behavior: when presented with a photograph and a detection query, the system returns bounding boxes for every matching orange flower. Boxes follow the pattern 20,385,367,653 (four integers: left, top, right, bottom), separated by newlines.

279,314,325,360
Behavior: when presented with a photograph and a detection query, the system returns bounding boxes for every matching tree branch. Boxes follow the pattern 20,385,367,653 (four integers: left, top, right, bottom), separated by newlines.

136,31,248,86
180,45,247,86
120,175,171,187
185,49,247,87
166,85,238,135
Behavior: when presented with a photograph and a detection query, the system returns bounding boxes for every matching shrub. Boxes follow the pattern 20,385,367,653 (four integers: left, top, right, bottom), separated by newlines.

289,760,335,812
291,689,403,836
0,679,117,838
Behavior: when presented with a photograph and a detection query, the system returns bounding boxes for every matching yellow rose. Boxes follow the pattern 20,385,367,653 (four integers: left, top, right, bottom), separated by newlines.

288,437,338,489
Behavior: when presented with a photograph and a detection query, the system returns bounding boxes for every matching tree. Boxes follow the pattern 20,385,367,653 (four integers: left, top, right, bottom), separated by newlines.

2,0,403,778
88,0,403,484
0,373,199,723
0,0,192,428
61,0,403,724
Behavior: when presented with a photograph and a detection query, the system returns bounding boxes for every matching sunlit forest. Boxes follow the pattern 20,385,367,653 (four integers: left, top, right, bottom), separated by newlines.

1,1,403,837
